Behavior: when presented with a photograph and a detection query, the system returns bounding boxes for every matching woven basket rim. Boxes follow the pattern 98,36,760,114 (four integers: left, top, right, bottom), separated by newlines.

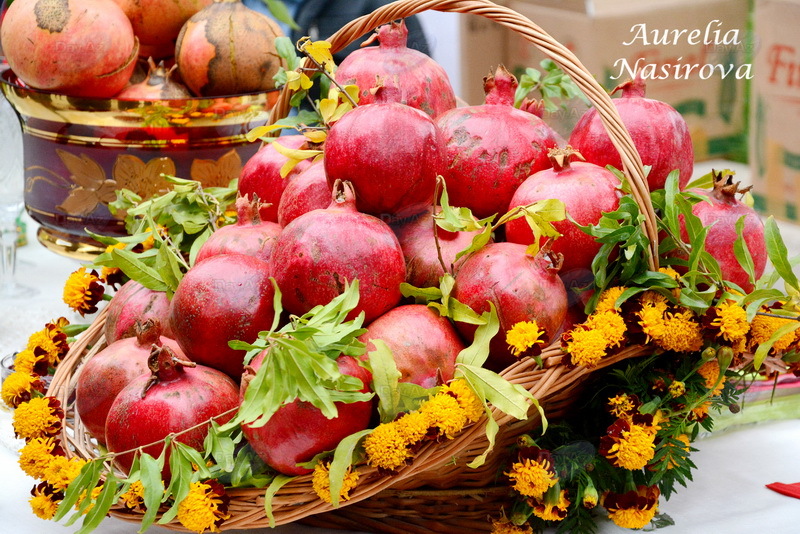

46,0,660,530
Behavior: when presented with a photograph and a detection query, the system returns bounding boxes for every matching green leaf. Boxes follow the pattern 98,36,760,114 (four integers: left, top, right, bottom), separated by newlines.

399,282,443,303
367,340,402,423
55,460,104,521
753,318,800,369
467,414,498,469
327,429,371,507
663,170,682,237
456,363,533,421
764,216,800,293
265,1,299,30
455,304,499,368
264,475,295,527
733,215,756,289
75,475,120,534
111,248,169,292
138,452,166,531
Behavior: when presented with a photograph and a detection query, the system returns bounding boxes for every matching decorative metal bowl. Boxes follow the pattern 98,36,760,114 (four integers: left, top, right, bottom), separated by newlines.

0,69,278,259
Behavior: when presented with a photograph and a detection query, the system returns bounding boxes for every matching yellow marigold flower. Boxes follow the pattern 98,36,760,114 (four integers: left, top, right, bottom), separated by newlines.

100,243,126,284
711,301,750,343
312,461,359,504
506,457,558,500
364,423,411,471
603,485,659,530
749,313,798,352
666,434,691,469
697,360,724,396
26,320,70,369
600,419,657,470
607,394,637,418
120,480,146,510
29,482,62,520
394,411,432,445
43,455,87,491
640,290,669,311
18,436,60,479
418,392,468,438
654,310,704,353
506,320,545,357
13,349,48,377
532,489,570,522
2,370,46,408
690,400,712,422
564,327,608,368
177,480,231,534
586,311,626,348
12,397,63,440
62,267,105,316
668,381,686,397
440,379,484,423
76,485,103,515
658,266,681,279
490,519,534,534
595,286,626,314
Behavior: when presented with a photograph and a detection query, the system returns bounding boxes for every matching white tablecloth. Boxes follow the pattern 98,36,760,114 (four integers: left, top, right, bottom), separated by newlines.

1,160,799,533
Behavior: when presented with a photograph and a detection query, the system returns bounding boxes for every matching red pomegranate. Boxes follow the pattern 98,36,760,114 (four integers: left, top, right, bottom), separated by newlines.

270,180,406,324
76,320,184,444
436,65,562,220
1,0,139,97
453,242,567,370
105,345,239,474
568,74,694,191
104,279,174,343
681,170,766,292
324,88,445,221
169,254,275,378
238,135,310,223
505,147,622,280
241,353,373,476
277,162,331,227
393,207,486,288
195,194,282,263
334,19,456,118
358,304,464,389
116,58,191,100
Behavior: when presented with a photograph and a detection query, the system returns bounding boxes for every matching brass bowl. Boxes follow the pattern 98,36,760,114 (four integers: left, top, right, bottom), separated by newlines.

0,69,278,260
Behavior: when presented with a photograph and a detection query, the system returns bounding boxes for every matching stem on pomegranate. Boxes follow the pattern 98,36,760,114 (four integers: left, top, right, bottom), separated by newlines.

432,176,449,275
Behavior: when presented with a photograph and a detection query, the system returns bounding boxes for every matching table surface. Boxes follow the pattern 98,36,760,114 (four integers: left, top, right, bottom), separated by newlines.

1,160,799,533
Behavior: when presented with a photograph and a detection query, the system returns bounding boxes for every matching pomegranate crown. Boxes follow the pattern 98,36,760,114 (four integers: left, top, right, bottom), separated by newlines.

710,169,752,202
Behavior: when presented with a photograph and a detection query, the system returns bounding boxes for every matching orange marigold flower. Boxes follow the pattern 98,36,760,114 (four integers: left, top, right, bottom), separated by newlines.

13,348,49,377
710,300,750,344
418,392,468,438
563,326,608,368
42,455,87,490
120,480,147,511
586,310,627,348
440,379,484,423
12,396,64,440
29,482,63,520
690,400,712,422
599,417,657,470
531,489,570,522
2,370,46,408
506,320,546,357
595,286,627,314
697,360,725,396
607,393,638,418
62,267,105,316
506,449,558,500
394,411,433,445
749,312,799,353
26,317,70,368
18,436,63,480
364,422,411,472
177,480,231,534
312,461,359,504
603,485,660,529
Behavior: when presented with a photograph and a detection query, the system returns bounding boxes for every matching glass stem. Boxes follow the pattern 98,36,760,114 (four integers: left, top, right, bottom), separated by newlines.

0,223,17,292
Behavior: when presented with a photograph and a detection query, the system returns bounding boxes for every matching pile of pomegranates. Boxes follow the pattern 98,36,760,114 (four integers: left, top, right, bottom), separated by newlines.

72,19,768,481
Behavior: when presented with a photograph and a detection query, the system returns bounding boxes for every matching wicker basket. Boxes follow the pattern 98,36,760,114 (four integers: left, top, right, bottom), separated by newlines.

47,1,660,532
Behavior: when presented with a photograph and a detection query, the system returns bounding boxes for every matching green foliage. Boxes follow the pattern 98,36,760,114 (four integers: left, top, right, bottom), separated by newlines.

513,59,589,112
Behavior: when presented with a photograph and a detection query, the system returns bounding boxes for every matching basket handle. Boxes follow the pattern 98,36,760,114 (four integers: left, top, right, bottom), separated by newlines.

269,0,659,268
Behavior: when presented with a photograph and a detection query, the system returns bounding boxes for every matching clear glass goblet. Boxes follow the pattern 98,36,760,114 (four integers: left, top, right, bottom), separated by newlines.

0,93,36,299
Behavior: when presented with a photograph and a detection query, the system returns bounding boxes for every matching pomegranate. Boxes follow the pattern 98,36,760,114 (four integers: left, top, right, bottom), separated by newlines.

324,88,445,221
111,0,212,59
116,58,191,100
453,242,567,370
238,135,310,223
358,304,464,389
568,74,694,191
76,320,185,444
241,353,373,476
270,180,406,324
681,170,766,292
506,147,622,281
104,279,174,343
393,207,486,288
169,254,275,378
174,0,284,97
436,65,562,220
1,0,139,97
334,19,456,118
105,345,239,474
277,162,331,227
195,194,281,263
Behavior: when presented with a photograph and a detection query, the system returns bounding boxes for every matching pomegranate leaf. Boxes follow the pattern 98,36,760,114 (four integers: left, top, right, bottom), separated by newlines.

74,476,120,534
366,340,401,423
455,304,499,369
264,475,294,527
326,428,373,507
764,217,800,294
110,248,169,293
55,459,104,522
733,215,757,288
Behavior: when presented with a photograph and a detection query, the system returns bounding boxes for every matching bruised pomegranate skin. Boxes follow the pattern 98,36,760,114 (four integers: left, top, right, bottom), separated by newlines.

392,207,486,288
277,162,331,227
76,321,185,444
436,65,562,219
568,75,694,191
334,19,456,118
238,135,310,223
241,354,373,476
270,182,406,324
682,172,766,292
169,254,275,378
105,347,239,474
506,151,621,280
358,304,464,389
1,0,139,97
324,98,445,221
104,280,174,343
453,242,567,370
195,194,282,263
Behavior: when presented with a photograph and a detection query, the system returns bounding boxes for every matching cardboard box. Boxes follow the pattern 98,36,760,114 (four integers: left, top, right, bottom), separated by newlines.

750,0,800,221
498,0,750,160
457,4,510,106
